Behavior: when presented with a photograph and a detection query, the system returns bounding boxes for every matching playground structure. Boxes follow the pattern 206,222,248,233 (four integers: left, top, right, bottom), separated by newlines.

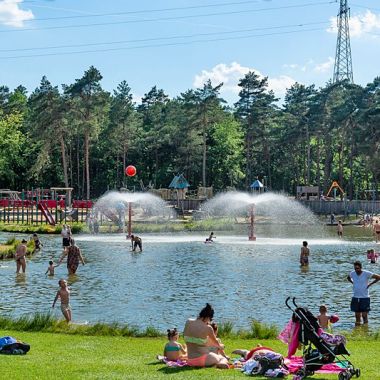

0,188,93,225
325,181,345,200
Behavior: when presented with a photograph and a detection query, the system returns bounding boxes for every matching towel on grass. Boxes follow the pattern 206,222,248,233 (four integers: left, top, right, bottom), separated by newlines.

284,356,347,374
156,355,188,367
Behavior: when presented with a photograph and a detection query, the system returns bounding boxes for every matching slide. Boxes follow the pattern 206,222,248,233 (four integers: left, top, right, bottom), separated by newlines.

38,202,56,226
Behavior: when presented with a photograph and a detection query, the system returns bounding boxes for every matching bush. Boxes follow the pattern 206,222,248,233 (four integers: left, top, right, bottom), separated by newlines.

246,320,279,340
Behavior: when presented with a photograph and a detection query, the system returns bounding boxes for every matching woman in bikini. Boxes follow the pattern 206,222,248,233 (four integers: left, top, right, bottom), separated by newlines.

183,303,229,369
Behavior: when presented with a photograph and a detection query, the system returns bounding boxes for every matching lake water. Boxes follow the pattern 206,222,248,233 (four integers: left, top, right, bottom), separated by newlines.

0,225,379,332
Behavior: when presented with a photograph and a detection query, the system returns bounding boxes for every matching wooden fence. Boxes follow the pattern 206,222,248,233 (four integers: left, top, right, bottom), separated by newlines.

298,200,380,215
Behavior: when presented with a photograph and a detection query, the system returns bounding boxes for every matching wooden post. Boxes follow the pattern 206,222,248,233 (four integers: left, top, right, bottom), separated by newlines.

248,204,256,241
126,202,132,238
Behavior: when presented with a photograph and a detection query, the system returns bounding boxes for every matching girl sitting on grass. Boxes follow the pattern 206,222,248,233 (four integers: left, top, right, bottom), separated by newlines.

163,328,187,361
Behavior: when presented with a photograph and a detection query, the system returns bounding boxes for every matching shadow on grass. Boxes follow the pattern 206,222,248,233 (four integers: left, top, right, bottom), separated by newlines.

158,366,201,374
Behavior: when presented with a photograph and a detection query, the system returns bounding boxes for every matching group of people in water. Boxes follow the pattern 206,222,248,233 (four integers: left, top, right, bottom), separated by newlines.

299,238,380,326
14,224,85,322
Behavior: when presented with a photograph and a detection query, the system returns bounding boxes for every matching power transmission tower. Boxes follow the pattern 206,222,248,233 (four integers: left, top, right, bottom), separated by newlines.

333,0,354,83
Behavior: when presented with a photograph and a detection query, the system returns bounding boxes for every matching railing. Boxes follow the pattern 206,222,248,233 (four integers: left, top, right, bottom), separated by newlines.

298,200,380,215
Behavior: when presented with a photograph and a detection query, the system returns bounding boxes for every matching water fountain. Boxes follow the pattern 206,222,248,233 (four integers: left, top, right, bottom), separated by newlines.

203,191,321,240
93,191,175,234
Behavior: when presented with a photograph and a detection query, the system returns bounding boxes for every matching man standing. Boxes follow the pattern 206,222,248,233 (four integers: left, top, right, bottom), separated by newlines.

15,239,27,274
347,261,380,325
337,220,343,238
373,220,380,243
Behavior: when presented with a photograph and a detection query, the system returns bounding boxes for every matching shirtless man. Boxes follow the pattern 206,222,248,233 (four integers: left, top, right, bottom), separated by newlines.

52,279,72,322
300,241,310,266
15,239,27,274
373,220,380,243
130,235,142,252
337,220,343,238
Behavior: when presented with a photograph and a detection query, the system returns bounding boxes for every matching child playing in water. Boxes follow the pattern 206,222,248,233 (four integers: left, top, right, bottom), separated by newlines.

52,279,72,322
45,260,58,276
209,322,229,360
32,233,43,253
163,328,187,361
317,304,340,331
367,249,379,264
300,241,310,266
317,305,330,330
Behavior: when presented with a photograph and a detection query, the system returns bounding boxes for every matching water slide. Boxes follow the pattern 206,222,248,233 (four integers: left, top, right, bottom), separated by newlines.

38,202,56,226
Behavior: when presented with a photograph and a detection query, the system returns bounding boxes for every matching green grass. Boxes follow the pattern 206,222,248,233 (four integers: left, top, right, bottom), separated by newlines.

1,330,378,380
0,222,85,234
0,237,34,259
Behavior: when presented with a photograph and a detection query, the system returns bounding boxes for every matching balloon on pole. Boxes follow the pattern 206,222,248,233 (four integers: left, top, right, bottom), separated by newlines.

125,165,137,177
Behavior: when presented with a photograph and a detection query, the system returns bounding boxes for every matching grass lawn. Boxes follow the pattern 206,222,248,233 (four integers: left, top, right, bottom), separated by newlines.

1,330,378,380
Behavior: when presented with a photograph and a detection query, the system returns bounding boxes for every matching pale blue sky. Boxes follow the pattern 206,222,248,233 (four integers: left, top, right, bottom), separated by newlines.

0,0,379,103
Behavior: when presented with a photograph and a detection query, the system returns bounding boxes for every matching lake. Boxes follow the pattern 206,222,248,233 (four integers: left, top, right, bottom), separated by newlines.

0,225,378,331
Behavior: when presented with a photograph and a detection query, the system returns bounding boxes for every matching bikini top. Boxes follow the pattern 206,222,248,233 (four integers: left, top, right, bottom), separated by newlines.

165,344,181,352
184,336,208,345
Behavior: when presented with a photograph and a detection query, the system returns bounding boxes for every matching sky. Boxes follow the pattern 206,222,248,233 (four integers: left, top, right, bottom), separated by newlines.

0,0,379,104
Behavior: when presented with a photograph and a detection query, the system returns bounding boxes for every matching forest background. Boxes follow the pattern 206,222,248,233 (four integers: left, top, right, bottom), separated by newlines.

0,66,379,200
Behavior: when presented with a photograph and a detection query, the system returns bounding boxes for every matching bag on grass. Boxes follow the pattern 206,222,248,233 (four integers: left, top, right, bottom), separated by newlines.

0,336,30,355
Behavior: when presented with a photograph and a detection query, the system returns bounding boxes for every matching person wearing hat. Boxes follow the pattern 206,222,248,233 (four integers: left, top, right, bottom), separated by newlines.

15,239,28,273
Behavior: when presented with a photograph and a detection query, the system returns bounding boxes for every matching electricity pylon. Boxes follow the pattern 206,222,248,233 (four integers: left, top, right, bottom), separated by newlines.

333,0,354,84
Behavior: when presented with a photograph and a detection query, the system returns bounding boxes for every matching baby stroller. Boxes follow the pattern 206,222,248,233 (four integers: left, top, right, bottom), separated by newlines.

285,297,360,380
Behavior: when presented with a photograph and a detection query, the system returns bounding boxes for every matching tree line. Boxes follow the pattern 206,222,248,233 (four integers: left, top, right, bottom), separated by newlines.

0,66,379,199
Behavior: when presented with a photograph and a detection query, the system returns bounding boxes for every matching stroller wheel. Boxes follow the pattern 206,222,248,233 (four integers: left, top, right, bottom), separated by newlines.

296,369,305,377
355,368,361,378
339,372,351,380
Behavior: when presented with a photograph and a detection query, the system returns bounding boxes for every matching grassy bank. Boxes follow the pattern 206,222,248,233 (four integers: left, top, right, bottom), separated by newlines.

0,314,280,339
0,222,84,235
0,237,34,259
1,329,378,380
0,218,241,234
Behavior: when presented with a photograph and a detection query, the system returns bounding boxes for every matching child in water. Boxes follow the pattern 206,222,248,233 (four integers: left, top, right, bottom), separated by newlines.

45,260,58,276
163,328,187,361
52,279,72,322
317,304,339,331
367,249,379,264
32,233,43,253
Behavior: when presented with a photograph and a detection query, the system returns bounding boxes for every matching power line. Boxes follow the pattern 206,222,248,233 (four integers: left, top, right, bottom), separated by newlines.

0,0,335,33
25,0,323,21
351,3,380,12
0,21,328,53
0,26,326,59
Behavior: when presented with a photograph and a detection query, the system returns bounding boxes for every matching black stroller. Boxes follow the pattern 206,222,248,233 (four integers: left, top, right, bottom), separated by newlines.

285,297,360,380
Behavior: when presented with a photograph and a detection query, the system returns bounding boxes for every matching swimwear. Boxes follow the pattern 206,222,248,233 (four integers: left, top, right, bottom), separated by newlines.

164,345,181,352
300,256,309,265
62,238,70,247
350,297,370,313
184,336,208,345
67,246,81,273
60,303,71,314
187,354,208,367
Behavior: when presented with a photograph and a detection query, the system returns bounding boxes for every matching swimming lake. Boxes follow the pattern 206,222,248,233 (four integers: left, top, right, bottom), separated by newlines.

0,225,378,331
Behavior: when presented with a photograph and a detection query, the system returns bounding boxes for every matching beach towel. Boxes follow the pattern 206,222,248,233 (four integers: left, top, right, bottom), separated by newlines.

284,356,347,374
156,355,188,367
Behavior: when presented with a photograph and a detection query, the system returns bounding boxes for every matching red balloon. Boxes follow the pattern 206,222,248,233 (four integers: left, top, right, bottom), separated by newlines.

125,165,137,177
